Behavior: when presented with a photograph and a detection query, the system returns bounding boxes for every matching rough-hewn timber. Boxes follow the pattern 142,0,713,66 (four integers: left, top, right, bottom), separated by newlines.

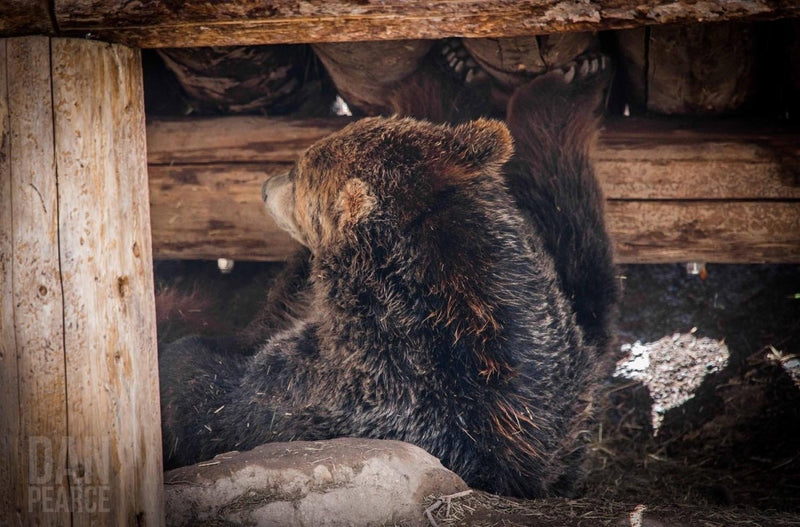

146,116,800,263
0,36,70,527
2,1,799,48
0,36,164,526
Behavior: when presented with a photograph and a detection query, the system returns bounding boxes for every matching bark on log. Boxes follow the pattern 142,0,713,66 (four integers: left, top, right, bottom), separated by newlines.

0,36,164,525
0,0,53,36
146,116,800,263
11,1,798,48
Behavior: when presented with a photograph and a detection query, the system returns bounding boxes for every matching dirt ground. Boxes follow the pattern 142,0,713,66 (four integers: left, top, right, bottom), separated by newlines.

155,261,800,526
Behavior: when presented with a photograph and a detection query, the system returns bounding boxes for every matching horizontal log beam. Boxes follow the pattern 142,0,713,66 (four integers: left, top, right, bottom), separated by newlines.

146,116,800,263
149,164,298,262
607,201,800,263
4,1,799,47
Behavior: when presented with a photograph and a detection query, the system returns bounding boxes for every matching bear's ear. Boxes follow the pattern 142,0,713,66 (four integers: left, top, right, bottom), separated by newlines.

450,118,514,172
336,178,377,229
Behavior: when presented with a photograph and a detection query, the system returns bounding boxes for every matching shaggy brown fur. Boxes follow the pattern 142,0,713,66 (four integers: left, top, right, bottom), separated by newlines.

159,54,617,499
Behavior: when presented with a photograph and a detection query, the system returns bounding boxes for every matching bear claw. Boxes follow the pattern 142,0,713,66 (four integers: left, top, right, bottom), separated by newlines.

559,53,608,84
562,65,576,84
439,38,488,85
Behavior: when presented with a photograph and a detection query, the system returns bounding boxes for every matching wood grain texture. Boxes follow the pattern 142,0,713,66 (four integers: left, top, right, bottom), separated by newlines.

0,37,70,526
0,0,54,36
145,115,800,263
46,0,800,48
146,116,349,165
149,163,300,261
607,201,800,263
617,23,757,115
596,118,800,200
147,115,800,198
148,168,800,263
0,39,14,525
51,38,164,526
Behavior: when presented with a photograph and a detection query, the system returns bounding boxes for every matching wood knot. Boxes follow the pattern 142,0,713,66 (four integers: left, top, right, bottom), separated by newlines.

132,241,141,258
117,276,130,298
38,285,47,296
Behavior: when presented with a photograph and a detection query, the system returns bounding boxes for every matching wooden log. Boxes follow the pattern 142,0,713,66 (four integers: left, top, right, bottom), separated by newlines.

0,0,53,36
0,37,164,525
149,163,299,261
596,118,800,200
0,36,69,527
145,115,800,263
617,22,757,115
148,163,800,263
39,1,800,48
146,116,350,165
147,116,800,199
607,201,800,263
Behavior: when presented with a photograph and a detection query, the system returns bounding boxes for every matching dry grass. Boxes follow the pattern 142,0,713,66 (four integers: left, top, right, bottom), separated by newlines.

424,491,800,526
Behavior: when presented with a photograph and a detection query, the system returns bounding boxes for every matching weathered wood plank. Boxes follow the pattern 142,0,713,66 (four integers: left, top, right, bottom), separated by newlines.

0,36,70,525
149,163,299,261
0,39,15,525
0,0,54,36
45,0,800,48
608,201,800,263
51,37,164,526
617,24,757,115
597,119,800,200
147,116,800,199
146,116,349,165
146,115,800,263
147,164,800,263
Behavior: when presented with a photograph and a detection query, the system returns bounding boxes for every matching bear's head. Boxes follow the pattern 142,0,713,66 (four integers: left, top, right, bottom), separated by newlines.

262,116,513,253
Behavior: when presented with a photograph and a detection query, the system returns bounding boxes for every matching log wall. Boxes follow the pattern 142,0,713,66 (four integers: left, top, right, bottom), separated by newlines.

146,116,800,264
0,37,164,525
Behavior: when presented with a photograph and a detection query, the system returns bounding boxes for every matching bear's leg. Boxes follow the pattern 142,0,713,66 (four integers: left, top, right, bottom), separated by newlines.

159,335,248,468
505,56,618,353
389,39,495,123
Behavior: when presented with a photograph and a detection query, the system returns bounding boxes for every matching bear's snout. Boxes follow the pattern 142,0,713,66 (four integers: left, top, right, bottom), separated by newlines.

262,171,291,203
261,178,274,203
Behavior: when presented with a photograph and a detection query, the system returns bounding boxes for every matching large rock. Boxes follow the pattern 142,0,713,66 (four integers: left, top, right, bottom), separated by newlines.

164,438,467,526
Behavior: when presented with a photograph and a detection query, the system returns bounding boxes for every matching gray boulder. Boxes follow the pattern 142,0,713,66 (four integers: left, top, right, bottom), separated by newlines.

164,438,467,526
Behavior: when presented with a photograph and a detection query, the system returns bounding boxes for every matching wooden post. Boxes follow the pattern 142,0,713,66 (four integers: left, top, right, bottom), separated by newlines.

0,37,164,525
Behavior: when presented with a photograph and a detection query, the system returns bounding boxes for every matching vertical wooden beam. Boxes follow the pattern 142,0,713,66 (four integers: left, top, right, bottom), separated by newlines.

1,36,70,527
0,36,164,525
0,39,10,526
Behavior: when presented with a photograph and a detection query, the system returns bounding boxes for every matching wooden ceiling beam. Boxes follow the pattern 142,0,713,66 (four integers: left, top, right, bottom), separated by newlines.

2,1,798,48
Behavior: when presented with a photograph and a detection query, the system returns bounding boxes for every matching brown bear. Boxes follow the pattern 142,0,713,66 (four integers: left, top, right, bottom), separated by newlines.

159,54,617,498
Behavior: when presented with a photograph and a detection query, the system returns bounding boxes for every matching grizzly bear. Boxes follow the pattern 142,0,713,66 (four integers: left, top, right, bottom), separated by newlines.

159,54,617,498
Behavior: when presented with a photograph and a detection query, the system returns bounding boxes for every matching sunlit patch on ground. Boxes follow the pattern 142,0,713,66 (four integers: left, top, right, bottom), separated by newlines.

615,331,729,431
